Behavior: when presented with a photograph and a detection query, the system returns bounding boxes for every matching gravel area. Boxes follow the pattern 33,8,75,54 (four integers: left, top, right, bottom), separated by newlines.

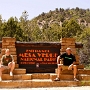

0,86,90,90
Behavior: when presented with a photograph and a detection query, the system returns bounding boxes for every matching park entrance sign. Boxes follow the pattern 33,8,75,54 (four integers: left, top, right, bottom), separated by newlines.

0,37,83,73
16,42,60,73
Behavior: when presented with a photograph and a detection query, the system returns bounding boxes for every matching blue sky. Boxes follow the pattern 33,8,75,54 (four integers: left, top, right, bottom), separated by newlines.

0,0,90,21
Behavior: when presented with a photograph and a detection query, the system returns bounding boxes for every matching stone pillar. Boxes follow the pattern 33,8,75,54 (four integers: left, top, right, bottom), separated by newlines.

1,37,18,66
60,38,79,64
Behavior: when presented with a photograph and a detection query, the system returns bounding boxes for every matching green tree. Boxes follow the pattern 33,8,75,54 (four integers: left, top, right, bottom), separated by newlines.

19,10,31,41
1,17,24,41
77,28,90,64
44,23,62,41
62,19,82,38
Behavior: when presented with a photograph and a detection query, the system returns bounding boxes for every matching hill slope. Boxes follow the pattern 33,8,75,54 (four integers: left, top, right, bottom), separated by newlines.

32,7,90,30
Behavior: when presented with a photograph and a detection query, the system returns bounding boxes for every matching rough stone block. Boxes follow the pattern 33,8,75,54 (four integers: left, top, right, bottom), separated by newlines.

2,46,15,48
2,74,13,80
55,65,84,74
2,42,10,46
21,81,31,88
9,51,16,55
2,37,16,43
32,73,50,79
60,74,74,80
22,74,32,80
52,81,78,87
50,74,57,81
9,42,15,46
2,68,26,74
13,69,26,75
2,69,9,74
86,70,90,74
60,38,75,43
31,79,52,87
1,51,16,55
13,75,22,80
0,81,22,88
8,48,16,52
78,74,90,81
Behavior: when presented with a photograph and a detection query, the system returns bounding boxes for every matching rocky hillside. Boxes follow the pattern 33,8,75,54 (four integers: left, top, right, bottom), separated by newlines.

32,7,90,29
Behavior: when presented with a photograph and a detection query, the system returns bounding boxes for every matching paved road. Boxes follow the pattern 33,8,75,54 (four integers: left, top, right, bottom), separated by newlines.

0,86,90,90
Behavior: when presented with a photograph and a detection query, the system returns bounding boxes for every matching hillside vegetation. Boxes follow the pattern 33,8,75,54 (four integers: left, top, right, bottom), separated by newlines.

0,7,90,65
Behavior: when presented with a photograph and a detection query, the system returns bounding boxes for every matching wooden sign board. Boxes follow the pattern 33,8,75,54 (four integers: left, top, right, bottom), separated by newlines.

16,42,60,73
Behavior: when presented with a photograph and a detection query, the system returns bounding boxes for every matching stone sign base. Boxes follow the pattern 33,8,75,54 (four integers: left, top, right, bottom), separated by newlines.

0,37,90,87
0,69,90,88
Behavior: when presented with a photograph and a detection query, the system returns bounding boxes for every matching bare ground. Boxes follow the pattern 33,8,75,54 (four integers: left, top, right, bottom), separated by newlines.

0,86,90,90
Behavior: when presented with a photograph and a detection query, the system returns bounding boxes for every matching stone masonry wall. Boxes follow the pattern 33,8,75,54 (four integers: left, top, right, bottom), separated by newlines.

0,37,80,69
60,38,80,64
1,37,17,66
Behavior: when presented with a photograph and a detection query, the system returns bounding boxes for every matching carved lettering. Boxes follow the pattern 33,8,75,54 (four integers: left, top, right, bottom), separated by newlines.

18,49,59,65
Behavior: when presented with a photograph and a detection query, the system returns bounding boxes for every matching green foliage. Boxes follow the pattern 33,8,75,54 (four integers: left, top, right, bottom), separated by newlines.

0,8,90,42
0,8,90,65
77,28,90,64
44,23,62,41
62,19,82,38
85,64,90,69
0,17,24,41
